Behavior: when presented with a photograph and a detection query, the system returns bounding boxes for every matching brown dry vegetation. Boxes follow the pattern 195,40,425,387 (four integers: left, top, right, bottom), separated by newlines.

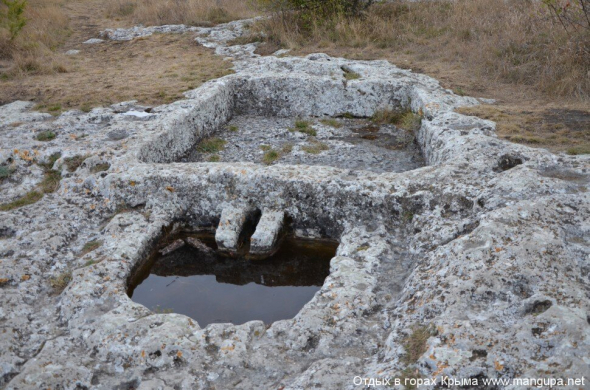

254,0,590,153
0,0,252,110
104,0,258,26
0,0,70,76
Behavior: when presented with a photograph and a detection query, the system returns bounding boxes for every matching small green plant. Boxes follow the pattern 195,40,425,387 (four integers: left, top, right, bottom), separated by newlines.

401,325,434,365
49,270,72,294
0,190,42,211
566,146,590,155
208,154,220,162
47,104,61,112
79,103,93,113
289,120,317,136
228,125,239,132
83,259,96,267
0,0,27,40
263,149,280,164
372,108,422,132
343,69,361,80
356,244,370,252
197,137,226,153
260,144,272,151
320,118,342,128
39,169,61,193
64,155,87,172
339,112,355,119
453,87,466,96
0,153,62,210
38,152,61,170
80,240,102,256
0,165,15,181
153,305,174,314
402,210,414,222
302,139,329,154
36,131,56,142
399,111,423,132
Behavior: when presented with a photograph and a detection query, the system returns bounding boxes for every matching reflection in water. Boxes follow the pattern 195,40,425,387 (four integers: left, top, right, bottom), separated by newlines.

128,234,337,326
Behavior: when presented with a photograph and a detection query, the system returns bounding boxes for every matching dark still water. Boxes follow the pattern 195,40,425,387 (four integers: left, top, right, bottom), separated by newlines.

128,234,337,327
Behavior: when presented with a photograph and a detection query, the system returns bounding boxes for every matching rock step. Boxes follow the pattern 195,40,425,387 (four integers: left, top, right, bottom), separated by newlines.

215,205,257,254
249,210,285,258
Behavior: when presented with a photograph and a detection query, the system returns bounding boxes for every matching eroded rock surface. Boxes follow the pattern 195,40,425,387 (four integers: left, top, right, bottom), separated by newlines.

0,18,589,390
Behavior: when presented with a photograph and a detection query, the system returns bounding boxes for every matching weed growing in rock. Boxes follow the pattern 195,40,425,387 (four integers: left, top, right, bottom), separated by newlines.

289,120,316,136
0,165,15,181
263,149,280,164
343,68,361,80
197,137,226,153
401,325,435,365
229,125,239,132
281,143,294,154
0,190,42,211
567,146,590,155
302,139,329,154
0,152,63,210
320,118,342,128
372,109,422,132
36,130,56,141
260,144,272,151
80,240,102,256
64,155,88,172
39,168,61,193
49,270,72,294
152,305,174,314
208,154,220,162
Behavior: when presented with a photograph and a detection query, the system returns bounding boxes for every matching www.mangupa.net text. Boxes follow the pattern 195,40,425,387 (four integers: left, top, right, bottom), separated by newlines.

353,375,586,388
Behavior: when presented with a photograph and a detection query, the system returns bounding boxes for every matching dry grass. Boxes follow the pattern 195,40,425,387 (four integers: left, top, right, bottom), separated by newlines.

257,0,589,99
401,325,434,365
0,33,234,109
458,104,590,154
105,0,258,26
0,0,241,110
0,0,70,76
49,270,72,293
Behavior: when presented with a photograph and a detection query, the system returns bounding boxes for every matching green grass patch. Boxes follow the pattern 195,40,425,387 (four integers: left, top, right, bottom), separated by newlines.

0,165,15,181
228,125,239,132
401,325,434,365
289,120,317,136
81,240,102,256
566,146,590,155
260,144,272,151
0,152,63,211
197,137,227,153
372,108,422,132
208,154,221,162
39,169,61,194
343,69,361,80
320,118,342,128
36,131,56,142
263,149,280,165
302,140,329,154
0,191,43,211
